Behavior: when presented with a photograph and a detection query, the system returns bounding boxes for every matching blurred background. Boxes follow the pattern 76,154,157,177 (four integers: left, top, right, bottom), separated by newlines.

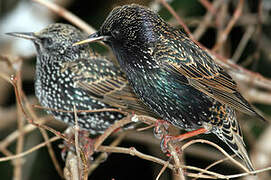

1,0,271,179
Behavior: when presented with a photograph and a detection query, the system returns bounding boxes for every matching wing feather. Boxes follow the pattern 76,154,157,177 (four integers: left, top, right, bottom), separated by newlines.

154,31,264,120
62,57,154,116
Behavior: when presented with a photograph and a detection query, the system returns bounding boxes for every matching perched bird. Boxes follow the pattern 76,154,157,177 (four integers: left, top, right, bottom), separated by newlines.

6,23,153,134
75,4,265,170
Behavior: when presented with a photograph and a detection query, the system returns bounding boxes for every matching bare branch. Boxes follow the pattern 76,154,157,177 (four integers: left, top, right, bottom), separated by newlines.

212,0,244,51
181,139,250,173
32,0,96,34
0,136,60,162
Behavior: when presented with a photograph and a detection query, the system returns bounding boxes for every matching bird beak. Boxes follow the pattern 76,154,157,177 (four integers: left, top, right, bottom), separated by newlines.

73,32,109,46
5,32,37,40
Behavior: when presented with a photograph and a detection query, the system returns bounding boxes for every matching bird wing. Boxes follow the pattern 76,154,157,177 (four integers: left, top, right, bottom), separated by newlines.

61,57,154,116
154,33,263,119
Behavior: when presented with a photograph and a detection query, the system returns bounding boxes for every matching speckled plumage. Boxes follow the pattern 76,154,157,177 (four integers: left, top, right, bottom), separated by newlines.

7,23,152,134
77,4,262,170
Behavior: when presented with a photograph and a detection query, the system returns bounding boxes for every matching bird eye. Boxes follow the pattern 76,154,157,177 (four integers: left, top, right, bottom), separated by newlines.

111,29,121,39
40,37,53,46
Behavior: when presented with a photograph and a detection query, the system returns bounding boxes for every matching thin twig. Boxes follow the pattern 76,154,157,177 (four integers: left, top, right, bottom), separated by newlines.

0,123,40,150
88,132,128,175
192,155,236,180
193,0,223,40
73,105,81,177
212,0,244,51
159,0,193,37
184,165,227,179
199,0,216,15
226,166,271,179
181,139,250,173
32,0,95,34
156,158,171,180
14,64,24,180
185,173,217,179
97,145,175,170
0,147,13,157
136,124,155,131
33,104,128,115
40,128,64,178
232,25,255,62
94,116,132,150
251,0,263,71
24,102,63,178
0,136,60,162
215,1,229,56
97,145,228,179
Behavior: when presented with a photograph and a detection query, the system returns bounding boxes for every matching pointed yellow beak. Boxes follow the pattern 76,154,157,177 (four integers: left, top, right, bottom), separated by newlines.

73,32,109,46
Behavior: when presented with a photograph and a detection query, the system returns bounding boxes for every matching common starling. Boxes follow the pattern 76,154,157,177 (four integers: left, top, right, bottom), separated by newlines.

6,23,152,134
75,4,265,170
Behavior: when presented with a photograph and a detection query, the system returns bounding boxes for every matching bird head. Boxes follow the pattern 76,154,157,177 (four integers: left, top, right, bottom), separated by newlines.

75,4,167,47
6,23,89,60
74,4,167,70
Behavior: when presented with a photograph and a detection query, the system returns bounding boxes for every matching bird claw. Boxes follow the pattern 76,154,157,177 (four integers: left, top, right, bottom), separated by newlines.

160,135,174,153
161,128,209,155
153,119,170,139
161,135,183,155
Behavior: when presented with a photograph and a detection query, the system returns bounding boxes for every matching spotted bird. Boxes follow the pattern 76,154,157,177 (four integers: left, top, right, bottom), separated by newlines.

75,4,265,170
7,23,153,134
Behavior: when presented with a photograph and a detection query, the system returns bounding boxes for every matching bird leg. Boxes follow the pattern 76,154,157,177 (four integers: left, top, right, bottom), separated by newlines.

161,127,208,153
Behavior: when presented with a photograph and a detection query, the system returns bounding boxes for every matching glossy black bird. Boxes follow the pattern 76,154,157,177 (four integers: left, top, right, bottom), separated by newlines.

74,4,265,170
6,23,152,134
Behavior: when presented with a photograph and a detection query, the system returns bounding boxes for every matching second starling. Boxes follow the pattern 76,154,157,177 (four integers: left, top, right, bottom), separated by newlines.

75,4,264,170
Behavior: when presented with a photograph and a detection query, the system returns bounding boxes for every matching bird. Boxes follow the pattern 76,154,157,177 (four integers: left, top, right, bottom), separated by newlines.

6,23,153,135
74,4,265,171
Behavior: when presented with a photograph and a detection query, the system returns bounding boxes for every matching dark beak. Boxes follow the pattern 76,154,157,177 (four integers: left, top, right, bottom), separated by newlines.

73,32,109,46
5,32,37,40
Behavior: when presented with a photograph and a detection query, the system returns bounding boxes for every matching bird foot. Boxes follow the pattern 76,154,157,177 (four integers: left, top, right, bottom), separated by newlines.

160,128,208,153
160,135,182,153
161,135,173,153
153,119,170,139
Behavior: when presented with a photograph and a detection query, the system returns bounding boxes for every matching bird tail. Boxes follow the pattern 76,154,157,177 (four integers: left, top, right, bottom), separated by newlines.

215,108,255,171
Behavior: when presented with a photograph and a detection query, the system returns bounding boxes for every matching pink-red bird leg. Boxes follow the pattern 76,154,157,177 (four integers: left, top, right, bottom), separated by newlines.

161,127,208,152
